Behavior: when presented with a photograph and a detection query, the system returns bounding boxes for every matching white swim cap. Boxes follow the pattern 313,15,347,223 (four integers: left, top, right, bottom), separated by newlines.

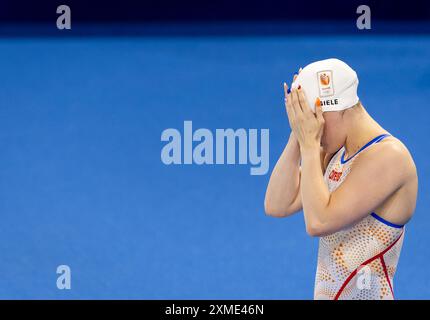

291,58,359,113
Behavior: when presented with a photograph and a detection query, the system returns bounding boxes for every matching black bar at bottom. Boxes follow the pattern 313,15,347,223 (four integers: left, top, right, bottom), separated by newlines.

0,300,428,318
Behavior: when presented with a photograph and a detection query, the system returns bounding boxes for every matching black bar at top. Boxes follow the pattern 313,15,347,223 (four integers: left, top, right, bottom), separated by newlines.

0,0,429,23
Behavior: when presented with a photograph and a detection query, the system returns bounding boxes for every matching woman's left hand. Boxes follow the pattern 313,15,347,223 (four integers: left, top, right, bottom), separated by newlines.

284,83,325,151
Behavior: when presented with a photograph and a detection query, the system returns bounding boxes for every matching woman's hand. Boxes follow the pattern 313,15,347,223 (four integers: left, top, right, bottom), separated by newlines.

283,82,324,152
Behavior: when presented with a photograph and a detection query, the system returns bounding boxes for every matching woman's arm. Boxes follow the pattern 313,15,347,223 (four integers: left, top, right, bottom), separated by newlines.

264,133,302,217
288,87,408,236
300,142,407,237
265,79,328,218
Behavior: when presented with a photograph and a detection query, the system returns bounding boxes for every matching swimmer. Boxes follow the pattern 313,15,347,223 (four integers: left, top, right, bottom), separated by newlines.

264,58,418,300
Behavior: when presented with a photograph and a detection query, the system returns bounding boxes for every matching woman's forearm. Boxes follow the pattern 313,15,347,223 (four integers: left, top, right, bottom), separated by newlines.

265,133,302,216
300,146,331,233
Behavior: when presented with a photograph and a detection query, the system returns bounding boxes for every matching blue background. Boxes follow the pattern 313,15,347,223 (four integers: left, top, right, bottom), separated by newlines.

0,31,429,299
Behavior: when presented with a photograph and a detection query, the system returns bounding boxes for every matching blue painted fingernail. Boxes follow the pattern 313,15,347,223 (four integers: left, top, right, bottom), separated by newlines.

287,88,291,94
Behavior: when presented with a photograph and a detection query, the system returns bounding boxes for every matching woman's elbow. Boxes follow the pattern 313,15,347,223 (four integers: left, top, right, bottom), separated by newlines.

305,221,330,237
264,198,294,217
306,224,323,237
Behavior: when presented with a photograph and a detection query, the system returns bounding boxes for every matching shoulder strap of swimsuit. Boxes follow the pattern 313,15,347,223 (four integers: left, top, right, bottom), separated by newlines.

340,133,391,164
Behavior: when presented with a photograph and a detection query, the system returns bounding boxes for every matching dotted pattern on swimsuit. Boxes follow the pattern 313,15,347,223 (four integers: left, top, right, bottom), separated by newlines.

314,147,404,300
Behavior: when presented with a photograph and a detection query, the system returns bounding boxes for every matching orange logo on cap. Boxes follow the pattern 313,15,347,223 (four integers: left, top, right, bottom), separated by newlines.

319,73,330,86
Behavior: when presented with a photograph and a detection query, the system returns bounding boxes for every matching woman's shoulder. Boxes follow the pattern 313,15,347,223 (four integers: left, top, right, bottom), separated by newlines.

357,135,417,181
